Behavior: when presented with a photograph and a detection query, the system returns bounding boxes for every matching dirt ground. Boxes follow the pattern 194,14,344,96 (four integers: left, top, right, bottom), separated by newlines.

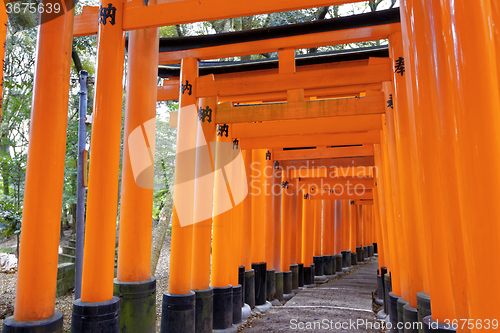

0,231,171,332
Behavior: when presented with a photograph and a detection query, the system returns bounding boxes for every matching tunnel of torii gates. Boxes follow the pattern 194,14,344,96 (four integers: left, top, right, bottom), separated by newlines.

2,0,500,332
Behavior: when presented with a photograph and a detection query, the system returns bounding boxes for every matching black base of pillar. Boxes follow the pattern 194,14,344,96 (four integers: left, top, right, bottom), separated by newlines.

298,263,304,287
313,256,324,276
193,288,213,333
238,265,245,304
244,270,255,309
356,246,363,262
252,262,267,306
323,255,334,275
376,274,384,303
290,264,299,290
161,292,195,333
3,312,63,333
275,272,284,302
341,251,351,267
283,271,292,294
403,304,419,333
351,252,358,265
398,298,409,333
417,292,431,330
370,245,375,257
388,292,401,333
384,273,392,315
334,255,342,272
423,315,456,333
304,266,314,285
213,286,233,330
72,297,120,333
373,242,378,254
113,277,156,333
232,285,242,325
266,269,276,301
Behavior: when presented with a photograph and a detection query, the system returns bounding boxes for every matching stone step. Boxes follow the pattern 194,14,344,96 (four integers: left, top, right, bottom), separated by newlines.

63,246,75,256
56,262,75,297
58,253,75,264
68,239,76,247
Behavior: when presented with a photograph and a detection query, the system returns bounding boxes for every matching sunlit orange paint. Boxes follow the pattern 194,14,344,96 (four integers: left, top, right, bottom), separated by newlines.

191,96,217,290
211,124,233,288
322,201,333,256
263,150,274,269
251,149,267,264
241,150,253,270
117,28,159,283
81,0,125,302
168,58,198,295
296,192,303,264
301,194,314,268
14,3,74,321
273,167,282,272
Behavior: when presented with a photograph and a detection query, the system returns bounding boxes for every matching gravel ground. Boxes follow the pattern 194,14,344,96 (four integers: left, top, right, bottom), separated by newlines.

0,234,171,332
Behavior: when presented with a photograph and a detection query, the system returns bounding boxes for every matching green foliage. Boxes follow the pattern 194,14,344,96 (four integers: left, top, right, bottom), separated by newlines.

0,195,22,238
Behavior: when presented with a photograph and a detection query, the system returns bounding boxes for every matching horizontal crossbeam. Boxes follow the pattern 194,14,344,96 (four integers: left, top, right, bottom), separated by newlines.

231,115,383,138
73,0,367,36
274,145,374,161
239,131,380,149
199,59,391,98
280,156,375,169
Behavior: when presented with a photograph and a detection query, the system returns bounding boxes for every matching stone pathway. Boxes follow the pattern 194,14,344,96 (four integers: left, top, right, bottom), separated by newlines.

242,260,382,332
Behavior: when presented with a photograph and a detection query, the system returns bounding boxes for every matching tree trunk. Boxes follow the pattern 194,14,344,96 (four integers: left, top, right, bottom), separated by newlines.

150,204,171,276
1,143,10,196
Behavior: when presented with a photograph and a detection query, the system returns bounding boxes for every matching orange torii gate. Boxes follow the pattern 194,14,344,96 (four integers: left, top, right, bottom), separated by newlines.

2,1,500,333
161,44,385,332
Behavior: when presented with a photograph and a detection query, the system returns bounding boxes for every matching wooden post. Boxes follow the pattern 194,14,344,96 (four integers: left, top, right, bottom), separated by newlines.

10,1,74,324
80,0,125,303
114,27,159,333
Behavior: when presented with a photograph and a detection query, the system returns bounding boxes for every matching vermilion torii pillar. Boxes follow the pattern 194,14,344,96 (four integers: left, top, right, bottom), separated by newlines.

301,192,314,286
333,200,342,274
211,123,236,330
289,190,299,293
295,191,304,287
191,96,217,332
3,3,74,332
114,27,159,333
340,199,351,269
241,149,254,308
161,57,198,333
389,31,429,315
272,163,283,301
280,169,293,298
263,150,275,301
322,200,335,277
251,149,267,306
72,0,125,330
312,199,324,279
